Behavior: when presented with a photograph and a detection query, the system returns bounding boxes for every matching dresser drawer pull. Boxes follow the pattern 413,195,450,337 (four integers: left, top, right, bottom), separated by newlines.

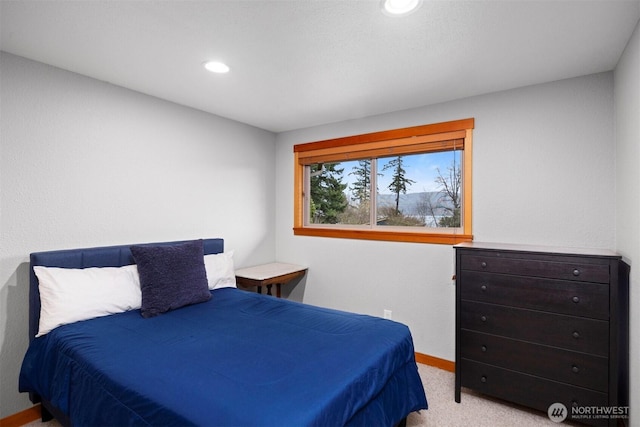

480,315,488,322
573,268,580,276
481,345,487,352
572,296,580,303
481,262,487,268
572,365,580,374
480,375,487,383
480,284,487,292
572,331,580,339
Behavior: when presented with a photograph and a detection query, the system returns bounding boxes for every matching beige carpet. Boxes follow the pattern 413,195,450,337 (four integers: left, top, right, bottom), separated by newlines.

408,364,575,426
23,363,568,427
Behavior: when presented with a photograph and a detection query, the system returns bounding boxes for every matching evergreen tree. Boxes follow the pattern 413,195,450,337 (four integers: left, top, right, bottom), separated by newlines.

309,163,348,224
382,156,416,215
349,159,371,204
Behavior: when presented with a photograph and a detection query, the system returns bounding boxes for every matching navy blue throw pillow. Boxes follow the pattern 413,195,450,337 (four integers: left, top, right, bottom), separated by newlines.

131,240,211,318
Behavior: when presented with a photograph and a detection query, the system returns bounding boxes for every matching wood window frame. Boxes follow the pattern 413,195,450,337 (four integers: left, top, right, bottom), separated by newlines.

293,118,474,244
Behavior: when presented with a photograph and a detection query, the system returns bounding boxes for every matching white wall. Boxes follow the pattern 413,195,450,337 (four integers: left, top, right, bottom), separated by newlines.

0,52,276,417
275,72,616,363
615,18,639,426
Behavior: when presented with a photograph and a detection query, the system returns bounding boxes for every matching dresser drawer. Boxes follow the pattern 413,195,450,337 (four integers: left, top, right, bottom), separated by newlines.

460,330,608,391
459,270,609,319
460,359,609,426
460,300,609,356
460,253,610,283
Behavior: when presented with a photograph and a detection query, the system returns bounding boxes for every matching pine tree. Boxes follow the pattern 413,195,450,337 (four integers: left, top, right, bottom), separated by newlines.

349,159,371,204
382,156,415,215
309,163,348,224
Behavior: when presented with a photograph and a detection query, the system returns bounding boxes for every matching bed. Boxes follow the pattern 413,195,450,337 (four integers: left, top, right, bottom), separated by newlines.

19,238,428,426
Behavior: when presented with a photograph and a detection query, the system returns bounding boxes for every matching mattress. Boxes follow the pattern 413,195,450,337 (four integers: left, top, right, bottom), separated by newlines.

20,287,427,426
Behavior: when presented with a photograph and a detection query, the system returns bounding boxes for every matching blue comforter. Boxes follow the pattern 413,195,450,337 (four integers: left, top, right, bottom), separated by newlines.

20,288,427,426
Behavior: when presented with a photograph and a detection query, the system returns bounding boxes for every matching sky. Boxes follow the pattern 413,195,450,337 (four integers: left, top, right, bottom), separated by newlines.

341,150,461,197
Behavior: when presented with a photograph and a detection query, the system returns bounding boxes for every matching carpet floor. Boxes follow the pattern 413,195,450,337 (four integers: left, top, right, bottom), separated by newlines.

23,363,570,426
408,363,576,426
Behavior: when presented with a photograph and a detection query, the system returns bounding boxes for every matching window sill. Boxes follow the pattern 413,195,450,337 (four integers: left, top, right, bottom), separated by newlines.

293,227,473,245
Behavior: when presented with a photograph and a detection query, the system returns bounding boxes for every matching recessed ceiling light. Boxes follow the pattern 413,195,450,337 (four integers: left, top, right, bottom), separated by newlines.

203,61,230,74
381,0,422,16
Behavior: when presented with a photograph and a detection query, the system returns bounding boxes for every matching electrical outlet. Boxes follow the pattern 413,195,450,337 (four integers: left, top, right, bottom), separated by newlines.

383,309,392,319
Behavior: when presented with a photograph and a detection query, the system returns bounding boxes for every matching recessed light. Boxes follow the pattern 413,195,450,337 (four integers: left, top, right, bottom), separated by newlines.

203,61,230,74
381,0,422,16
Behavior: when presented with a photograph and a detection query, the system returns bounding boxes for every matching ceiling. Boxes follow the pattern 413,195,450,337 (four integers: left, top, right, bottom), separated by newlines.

1,1,639,133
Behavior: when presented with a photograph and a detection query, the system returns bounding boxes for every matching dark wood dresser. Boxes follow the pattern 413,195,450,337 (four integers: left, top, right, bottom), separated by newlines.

455,242,629,426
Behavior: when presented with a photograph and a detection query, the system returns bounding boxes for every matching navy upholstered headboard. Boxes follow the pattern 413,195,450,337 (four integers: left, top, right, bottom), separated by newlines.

28,238,224,340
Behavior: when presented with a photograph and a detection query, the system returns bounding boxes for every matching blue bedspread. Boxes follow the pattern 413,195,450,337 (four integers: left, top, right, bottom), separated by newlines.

20,288,427,426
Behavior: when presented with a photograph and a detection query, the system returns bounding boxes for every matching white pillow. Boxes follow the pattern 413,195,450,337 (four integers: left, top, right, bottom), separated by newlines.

34,264,141,337
204,251,236,290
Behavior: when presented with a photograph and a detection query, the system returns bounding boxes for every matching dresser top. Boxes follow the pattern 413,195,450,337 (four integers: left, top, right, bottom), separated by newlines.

454,241,620,258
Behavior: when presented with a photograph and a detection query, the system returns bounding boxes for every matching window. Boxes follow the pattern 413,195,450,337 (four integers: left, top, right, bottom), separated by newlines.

293,118,474,244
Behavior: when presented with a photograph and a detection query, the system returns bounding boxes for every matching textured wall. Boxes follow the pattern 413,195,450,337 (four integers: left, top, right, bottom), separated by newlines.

614,17,640,426
275,72,616,363
0,53,276,417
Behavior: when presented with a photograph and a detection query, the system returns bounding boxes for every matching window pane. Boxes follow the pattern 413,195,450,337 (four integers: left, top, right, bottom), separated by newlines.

307,161,368,225
376,151,462,228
